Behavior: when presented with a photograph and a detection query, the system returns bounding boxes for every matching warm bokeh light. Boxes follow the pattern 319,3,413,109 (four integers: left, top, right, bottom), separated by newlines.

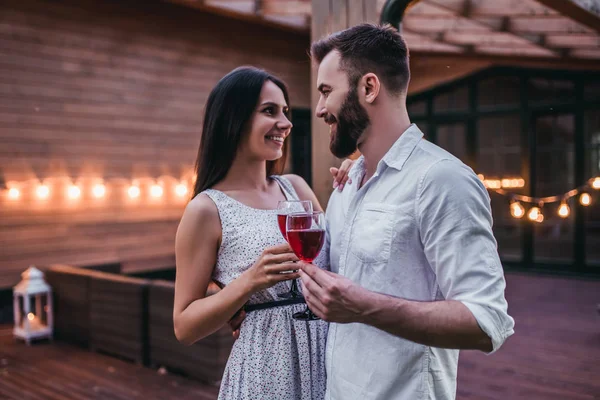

8,187,20,199
592,177,600,190
510,201,525,219
580,193,592,206
128,185,141,198
558,202,570,218
27,313,35,321
36,184,50,199
92,184,106,198
67,185,81,199
175,183,188,197
150,184,163,198
528,207,543,222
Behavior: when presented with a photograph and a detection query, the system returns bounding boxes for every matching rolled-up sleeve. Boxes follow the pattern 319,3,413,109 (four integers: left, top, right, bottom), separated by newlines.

417,159,515,353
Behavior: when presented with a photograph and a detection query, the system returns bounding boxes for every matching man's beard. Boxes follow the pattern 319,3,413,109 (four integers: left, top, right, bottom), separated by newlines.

328,87,370,158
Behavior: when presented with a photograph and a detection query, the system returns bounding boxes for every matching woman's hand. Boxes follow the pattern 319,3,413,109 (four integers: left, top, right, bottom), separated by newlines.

330,159,354,191
242,243,300,292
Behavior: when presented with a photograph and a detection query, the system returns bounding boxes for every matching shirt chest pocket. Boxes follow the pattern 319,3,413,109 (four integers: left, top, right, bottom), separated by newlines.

349,203,399,264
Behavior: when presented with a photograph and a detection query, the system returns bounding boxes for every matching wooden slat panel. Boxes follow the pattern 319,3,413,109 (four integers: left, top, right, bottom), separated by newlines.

0,0,311,289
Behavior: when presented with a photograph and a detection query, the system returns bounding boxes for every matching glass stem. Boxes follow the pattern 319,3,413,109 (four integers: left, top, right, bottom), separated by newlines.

290,279,300,297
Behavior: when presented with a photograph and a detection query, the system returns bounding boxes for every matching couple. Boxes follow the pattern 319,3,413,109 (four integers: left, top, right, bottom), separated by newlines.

174,24,515,400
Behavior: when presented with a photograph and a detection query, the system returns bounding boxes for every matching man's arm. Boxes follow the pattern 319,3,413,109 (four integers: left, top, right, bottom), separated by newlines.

300,159,514,353
300,266,491,351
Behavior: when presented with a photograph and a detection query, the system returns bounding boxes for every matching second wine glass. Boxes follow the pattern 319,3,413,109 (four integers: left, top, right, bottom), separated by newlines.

276,200,312,299
286,211,326,321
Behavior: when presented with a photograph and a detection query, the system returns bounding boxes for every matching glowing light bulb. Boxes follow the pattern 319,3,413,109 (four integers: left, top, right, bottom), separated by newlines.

67,185,81,199
92,184,106,198
580,193,591,206
528,207,541,222
592,177,600,190
150,184,163,198
558,202,570,218
36,184,50,199
8,188,20,199
27,313,35,321
175,183,188,197
510,202,525,219
128,185,140,199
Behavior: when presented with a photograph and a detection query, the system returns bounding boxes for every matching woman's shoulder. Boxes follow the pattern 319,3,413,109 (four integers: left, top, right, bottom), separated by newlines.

179,194,221,235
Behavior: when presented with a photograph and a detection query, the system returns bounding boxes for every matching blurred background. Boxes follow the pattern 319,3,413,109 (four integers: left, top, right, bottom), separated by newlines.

0,0,599,399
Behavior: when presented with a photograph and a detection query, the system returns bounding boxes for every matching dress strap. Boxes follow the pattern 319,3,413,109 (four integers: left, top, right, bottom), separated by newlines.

271,175,300,201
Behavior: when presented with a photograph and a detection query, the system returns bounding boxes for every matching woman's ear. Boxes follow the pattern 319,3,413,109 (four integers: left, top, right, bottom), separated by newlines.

361,73,380,104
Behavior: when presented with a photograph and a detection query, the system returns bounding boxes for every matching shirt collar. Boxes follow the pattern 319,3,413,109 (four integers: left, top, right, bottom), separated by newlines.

381,123,424,171
346,123,424,181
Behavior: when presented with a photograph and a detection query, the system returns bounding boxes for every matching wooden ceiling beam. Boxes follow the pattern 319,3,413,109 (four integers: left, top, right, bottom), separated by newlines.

260,0,311,16
535,0,600,34
426,0,561,57
410,50,600,70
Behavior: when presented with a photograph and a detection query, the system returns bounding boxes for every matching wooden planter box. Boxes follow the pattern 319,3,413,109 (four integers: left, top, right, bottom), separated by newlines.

148,280,234,385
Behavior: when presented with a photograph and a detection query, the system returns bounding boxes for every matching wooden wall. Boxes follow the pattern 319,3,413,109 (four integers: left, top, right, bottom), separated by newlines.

0,0,311,289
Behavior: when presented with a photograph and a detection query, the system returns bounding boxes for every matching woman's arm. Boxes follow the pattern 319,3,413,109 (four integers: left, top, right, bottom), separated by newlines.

173,195,300,345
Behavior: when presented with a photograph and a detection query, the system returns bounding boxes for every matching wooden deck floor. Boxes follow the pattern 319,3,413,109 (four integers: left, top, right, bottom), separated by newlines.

0,328,218,400
457,272,600,400
0,272,598,399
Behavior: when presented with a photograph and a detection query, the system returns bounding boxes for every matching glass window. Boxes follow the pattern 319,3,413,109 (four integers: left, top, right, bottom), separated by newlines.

436,123,467,162
529,78,575,106
585,108,600,267
477,115,523,262
407,100,427,117
533,113,575,264
478,76,520,109
433,85,468,113
584,79,600,101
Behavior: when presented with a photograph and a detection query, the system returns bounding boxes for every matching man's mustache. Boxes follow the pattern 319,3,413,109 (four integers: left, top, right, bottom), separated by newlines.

324,114,337,124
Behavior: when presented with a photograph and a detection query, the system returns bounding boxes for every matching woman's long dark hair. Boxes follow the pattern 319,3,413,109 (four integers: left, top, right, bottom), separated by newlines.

191,66,291,199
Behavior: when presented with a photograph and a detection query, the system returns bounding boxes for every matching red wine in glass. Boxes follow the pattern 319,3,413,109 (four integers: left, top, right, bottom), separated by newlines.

279,214,313,241
286,211,326,321
287,229,325,262
275,200,312,299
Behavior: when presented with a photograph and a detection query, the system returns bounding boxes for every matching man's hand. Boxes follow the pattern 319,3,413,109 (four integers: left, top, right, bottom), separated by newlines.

298,262,367,323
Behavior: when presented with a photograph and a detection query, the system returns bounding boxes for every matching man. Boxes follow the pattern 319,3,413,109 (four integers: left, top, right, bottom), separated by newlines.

299,24,515,400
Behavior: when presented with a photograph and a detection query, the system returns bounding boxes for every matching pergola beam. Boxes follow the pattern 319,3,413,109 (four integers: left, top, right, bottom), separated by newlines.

535,0,600,34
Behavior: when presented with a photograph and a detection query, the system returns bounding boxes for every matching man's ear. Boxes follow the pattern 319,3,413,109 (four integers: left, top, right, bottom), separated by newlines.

361,73,380,104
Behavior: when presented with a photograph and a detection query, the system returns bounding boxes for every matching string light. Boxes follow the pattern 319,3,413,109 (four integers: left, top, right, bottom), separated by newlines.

558,201,570,218
175,183,188,197
150,184,163,198
528,206,544,223
67,184,81,199
36,184,50,199
128,185,141,199
510,201,525,219
580,193,591,206
8,187,20,199
2,175,195,204
92,184,106,198
592,178,600,190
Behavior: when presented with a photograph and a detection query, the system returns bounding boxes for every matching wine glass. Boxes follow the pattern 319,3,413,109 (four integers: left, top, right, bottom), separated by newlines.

286,211,326,321
276,200,312,299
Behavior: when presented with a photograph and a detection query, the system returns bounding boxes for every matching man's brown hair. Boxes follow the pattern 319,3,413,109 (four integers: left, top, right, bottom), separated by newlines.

311,23,410,94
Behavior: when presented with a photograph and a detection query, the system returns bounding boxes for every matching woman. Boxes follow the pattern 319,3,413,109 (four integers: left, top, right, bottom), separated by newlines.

173,66,351,399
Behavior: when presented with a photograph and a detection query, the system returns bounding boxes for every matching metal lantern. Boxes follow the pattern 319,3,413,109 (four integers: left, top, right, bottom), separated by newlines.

13,266,53,345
